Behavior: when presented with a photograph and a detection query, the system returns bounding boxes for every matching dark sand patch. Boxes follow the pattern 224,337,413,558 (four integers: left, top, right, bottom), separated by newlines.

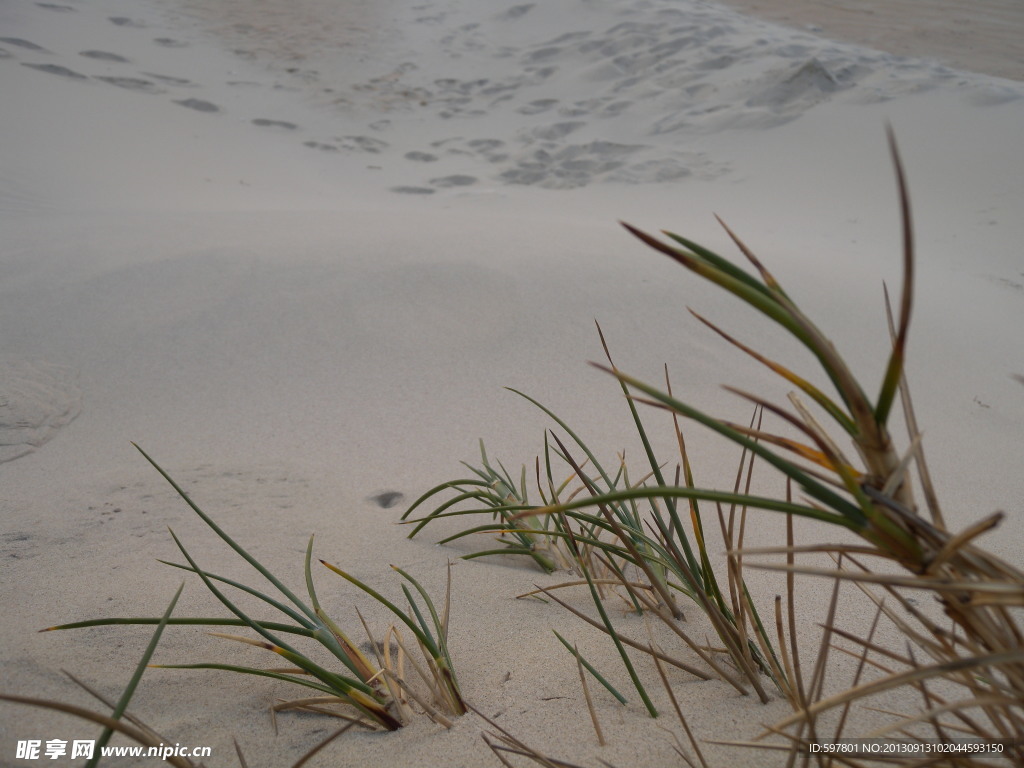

391,186,436,194
252,118,298,129
174,97,220,113
368,491,405,509
338,135,389,153
498,4,535,21
21,63,88,79
303,140,339,151
95,76,164,94
108,17,145,28
144,73,194,86
430,174,478,187
0,38,50,52
80,50,131,63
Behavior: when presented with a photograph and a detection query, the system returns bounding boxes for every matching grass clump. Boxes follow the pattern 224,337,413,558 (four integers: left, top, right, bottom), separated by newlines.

4,592,372,768
404,130,1024,763
610,130,1024,763
41,443,465,734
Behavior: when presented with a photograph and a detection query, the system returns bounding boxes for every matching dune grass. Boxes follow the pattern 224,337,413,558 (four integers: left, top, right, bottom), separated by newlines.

403,337,788,709
402,129,1024,763
7,130,1022,766
40,443,465,735
609,130,1024,764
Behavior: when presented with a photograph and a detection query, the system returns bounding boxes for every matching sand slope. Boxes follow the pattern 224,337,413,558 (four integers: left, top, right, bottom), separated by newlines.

2,0,1023,766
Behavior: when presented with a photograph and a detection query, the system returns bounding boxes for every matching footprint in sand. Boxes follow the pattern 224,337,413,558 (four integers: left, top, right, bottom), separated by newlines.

497,4,535,21
36,3,76,11
79,50,131,63
174,98,220,113
153,38,188,49
1,531,39,561
252,118,298,130
467,138,504,152
0,359,81,465
429,175,478,188
368,491,405,509
144,73,194,86
404,151,438,162
391,186,435,195
517,99,559,115
530,121,585,140
523,46,563,64
21,63,88,79
427,137,507,163
108,17,145,28
303,141,339,152
0,37,51,53
338,136,389,153
95,76,164,94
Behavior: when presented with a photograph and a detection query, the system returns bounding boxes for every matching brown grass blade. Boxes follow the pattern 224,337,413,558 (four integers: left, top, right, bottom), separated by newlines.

0,694,198,768
532,583,716,682
289,722,357,768
574,643,605,746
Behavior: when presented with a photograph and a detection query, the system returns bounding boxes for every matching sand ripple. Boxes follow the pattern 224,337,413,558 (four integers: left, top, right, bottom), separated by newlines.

0,359,81,464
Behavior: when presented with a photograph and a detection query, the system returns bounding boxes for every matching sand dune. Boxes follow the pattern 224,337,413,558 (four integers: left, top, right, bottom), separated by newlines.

2,0,1023,765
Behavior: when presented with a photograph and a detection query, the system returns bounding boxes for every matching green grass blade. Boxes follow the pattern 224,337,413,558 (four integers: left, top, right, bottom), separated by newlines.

595,322,703,583
401,583,437,652
576,554,658,718
401,478,497,522
392,566,455,670
621,224,872,418
42,617,315,637
320,560,435,655
133,443,318,624
874,127,915,427
403,490,523,538
157,560,314,629
151,663,342,696
527,485,858,530
689,309,857,436
167,528,303,657
504,389,623,509
405,503,538,527
653,228,776,300
592,367,867,526
552,630,628,705
165,530,379,701
86,582,184,768
303,535,378,683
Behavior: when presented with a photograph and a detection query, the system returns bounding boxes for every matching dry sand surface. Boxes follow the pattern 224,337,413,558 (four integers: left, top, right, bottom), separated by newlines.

2,0,1023,766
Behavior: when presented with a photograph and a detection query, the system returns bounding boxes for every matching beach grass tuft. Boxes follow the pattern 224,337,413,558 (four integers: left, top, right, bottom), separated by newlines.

40,443,464,734
404,129,1024,763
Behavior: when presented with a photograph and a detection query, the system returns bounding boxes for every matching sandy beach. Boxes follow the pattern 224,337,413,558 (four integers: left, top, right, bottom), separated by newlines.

2,0,1023,765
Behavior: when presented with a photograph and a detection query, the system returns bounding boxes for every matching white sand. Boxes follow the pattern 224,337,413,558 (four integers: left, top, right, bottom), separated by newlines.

2,0,1023,765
